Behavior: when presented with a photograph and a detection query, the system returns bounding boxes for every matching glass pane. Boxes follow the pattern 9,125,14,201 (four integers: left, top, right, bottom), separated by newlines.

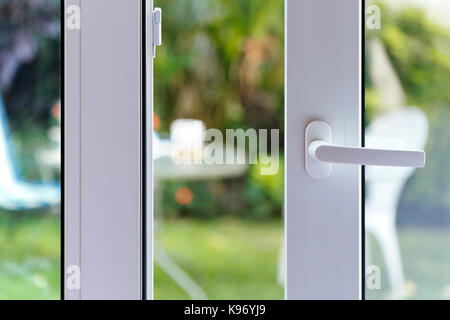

365,0,450,299
153,0,284,300
0,1,61,299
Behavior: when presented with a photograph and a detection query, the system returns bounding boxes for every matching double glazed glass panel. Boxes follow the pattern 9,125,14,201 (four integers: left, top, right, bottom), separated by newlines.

152,0,285,300
364,0,450,300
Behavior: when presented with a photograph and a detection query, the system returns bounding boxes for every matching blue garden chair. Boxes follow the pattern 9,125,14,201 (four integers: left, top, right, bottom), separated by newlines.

0,95,60,211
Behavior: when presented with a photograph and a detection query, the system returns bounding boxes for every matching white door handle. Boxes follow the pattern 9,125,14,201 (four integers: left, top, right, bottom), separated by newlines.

305,121,426,179
308,140,425,167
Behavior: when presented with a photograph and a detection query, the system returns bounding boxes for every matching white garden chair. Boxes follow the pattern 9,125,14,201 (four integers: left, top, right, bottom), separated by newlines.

365,107,428,298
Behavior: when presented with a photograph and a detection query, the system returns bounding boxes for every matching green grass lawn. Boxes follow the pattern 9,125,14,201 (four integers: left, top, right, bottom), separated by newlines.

366,227,450,300
2,213,450,300
0,212,60,300
155,218,284,300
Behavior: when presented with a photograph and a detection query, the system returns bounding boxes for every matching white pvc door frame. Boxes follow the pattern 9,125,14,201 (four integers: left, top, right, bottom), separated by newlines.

64,0,153,300
63,0,363,300
285,0,363,299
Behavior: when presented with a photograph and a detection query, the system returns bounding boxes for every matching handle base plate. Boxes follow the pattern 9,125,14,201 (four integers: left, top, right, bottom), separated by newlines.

305,121,332,179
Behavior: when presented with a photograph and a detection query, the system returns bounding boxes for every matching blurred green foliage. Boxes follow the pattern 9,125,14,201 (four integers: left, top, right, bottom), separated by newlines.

155,0,284,132
366,3,450,114
161,158,284,221
156,0,285,220
366,2,450,225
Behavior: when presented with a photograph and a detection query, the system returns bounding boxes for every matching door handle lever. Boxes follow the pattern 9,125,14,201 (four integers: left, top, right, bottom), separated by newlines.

305,121,426,179
308,140,425,167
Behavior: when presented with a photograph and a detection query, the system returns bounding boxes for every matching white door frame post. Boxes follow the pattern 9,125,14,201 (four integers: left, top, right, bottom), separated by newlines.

64,0,150,300
285,0,363,299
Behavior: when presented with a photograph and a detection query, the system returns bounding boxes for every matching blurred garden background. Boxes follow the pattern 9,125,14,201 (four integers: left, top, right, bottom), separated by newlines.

0,0,449,300
0,0,60,299
153,0,284,300
365,0,450,299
